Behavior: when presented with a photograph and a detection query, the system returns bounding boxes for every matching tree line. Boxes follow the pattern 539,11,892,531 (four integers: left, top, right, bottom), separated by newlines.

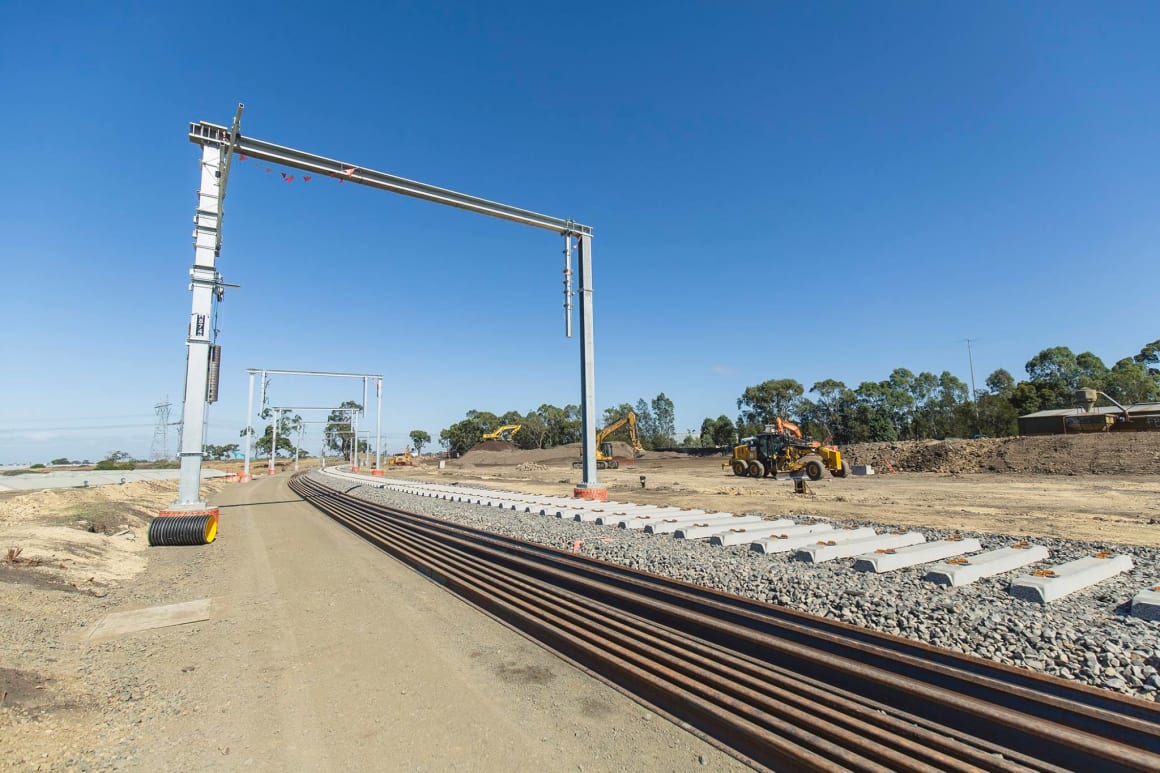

717,340,1159,445
436,393,678,456
430,341,1158,454
235,341,1158,460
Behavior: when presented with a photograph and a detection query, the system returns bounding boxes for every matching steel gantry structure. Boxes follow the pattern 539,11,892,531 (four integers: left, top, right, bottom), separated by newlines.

242,370,382,482
174,104,603,510
265,407,358,474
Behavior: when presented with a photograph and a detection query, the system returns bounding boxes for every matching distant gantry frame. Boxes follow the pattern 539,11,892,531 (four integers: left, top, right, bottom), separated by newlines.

172,104,602,509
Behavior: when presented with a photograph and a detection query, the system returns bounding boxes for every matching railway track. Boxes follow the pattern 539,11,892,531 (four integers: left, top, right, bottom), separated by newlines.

289,473,1160,772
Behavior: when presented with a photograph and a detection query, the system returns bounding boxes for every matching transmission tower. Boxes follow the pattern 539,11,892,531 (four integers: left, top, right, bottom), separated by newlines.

152,399,172,461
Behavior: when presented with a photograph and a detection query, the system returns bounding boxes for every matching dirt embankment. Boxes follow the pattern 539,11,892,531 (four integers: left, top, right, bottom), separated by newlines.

840,433,1160,475
460,434,1160,477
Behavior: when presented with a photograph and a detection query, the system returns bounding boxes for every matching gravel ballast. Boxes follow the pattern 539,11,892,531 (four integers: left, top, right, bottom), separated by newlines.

307,471,1160,701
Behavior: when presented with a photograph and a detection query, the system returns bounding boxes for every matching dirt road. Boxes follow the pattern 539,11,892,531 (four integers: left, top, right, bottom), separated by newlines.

2,475,743,772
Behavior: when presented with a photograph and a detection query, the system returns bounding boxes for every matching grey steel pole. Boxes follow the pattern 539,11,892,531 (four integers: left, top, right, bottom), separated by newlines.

375,377,382,470
242,370,255,480
576,233,599,492
966,338,980,422
173,141,225,508
351,411,358,468
269,408,281,476
362,376,368,466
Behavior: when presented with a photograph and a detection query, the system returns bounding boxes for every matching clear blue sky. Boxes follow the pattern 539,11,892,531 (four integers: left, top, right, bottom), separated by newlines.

1,2,1157,463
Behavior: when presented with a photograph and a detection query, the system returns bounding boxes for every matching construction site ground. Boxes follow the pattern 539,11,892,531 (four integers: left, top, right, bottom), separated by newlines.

428,433,1160,547
2,433,1158,769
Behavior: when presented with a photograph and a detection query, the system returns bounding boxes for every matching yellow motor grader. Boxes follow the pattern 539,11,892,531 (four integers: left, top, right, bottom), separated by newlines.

725,421,847,481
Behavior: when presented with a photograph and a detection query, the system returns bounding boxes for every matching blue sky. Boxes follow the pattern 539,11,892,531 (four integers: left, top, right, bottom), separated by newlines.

1,2,1157,463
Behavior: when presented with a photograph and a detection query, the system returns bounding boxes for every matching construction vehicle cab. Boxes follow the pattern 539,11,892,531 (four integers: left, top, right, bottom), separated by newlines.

725,421,847,481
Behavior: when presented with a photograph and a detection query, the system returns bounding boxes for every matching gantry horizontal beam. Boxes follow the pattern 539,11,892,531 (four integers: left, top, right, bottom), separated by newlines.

269,406,357,412
247,368,382,379
190,122,592,237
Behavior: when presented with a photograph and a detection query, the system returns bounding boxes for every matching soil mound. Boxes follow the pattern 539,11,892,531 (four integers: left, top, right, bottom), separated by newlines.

839,433,1160,475
470,439,518,453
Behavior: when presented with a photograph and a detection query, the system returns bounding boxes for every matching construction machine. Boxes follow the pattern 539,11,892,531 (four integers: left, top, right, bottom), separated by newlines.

725,419,847,481
387,447,414,466
482,424,522,442
576,411,645,469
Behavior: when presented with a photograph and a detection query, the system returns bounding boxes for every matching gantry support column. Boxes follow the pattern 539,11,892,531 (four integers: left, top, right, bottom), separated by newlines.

240,370,255,481
573,233,604,500
172,141,225,509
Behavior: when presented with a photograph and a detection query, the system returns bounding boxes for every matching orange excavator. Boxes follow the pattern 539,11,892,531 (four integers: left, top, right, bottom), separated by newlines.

773,417,805,438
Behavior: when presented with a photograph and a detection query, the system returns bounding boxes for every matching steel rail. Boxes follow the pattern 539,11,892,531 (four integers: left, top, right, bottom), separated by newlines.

295,482,1036,772
289,475,1160,772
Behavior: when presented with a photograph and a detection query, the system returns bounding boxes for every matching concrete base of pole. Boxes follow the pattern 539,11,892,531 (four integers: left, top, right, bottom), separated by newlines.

371,469,384,477
352,467,360,473
573,486,608,502
237,473,252,482
158,507,220,522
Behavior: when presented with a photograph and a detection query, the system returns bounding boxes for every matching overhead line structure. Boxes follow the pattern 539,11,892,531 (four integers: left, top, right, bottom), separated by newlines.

241,369,381,482
186,109,603,505
290,475,1160,772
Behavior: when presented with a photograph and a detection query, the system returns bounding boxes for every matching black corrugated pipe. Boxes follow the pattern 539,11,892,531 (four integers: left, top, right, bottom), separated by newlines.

148,514,217,546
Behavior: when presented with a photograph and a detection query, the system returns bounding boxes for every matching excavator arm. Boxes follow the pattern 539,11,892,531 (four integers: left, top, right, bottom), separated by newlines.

596,412,644,455
482,424,522,441
774,417,804,439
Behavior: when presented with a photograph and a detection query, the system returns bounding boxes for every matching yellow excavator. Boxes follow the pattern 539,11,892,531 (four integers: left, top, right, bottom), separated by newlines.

576,411,645,469
482,424,522,442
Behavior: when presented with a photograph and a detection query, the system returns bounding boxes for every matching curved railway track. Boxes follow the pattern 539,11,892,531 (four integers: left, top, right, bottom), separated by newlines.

289,473,1160,772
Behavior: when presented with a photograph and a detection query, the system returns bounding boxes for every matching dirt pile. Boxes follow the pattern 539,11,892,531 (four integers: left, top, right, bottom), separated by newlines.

470,439,520,453
840,433,1160,475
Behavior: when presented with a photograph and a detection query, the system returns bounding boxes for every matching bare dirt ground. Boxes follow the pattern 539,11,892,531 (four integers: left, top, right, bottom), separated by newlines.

405,433,1160,547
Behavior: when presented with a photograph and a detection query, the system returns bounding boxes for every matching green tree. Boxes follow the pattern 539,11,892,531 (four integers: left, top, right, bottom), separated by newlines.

698,417,716,447
50,457,71,466
736,379,804,435
439,410,499,456
1025,346,1080,408
255,410,302,458
205,443,240,460
976,392,1019,437
848,382,899,442
1133,339,1160,375
1075,351,1109,390
1008,380,1050,417
528,403,580,448
805,379,853,443
1103,358,1160,405
713,416,736,446
95,451,135,471
516,411,548,449
409,430,431,455
985,369,1016,398
650,393,676,448
631,400,656,448
325,401,363,458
